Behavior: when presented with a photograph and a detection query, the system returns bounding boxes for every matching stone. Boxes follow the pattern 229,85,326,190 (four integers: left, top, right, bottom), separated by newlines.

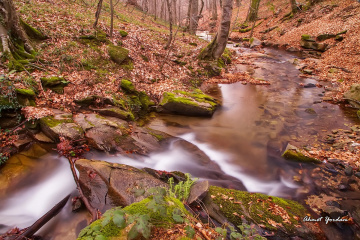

108,44,132,66
119,30,128,37
159,90,219,117
73,113,169,154
282,143,321,163
75,159,168,210
95,107,134,121
321,206,346,219
335,35,344,41
40,114,84,141
187,180,209,204
33,132,54,143
250,37,262,48
316,33,336,42
344,167,353,176
344,84,360,108
354,172,360,179
304,83,316,88
40,77,69,94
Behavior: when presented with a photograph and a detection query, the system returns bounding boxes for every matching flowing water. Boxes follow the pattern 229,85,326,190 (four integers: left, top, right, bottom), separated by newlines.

0,32,359,238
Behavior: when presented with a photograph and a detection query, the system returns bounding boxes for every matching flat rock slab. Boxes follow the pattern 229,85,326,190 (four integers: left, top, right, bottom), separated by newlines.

187,180,209,204
76,159,168,211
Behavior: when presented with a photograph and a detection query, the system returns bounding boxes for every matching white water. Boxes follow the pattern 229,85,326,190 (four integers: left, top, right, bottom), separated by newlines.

0,155,76,231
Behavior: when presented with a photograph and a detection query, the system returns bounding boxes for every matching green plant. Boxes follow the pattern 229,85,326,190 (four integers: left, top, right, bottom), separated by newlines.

215,224,266,240
168,173,198,202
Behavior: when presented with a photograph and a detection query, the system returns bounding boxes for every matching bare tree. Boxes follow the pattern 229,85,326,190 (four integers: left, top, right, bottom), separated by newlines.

94,0,103,28
211,0,217,20
164,0,173,49
189,0,198,34
110,0,114,37
246,0,260,22
198,0,233,60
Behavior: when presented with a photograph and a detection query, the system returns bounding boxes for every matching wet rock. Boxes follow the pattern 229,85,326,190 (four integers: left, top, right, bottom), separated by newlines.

94,107,134,121
338,184,348,191
159,89,219,117
205,185,324,239
33,132,54,143
75,159,168,210
282,143,321,163
354,172,360,179
250,37,262,48
321,206,346,219
73,113,168,154
40,114,84,142
326,201,341,208
344,167,353,176
344,84,360,108
304,83,316,88
305,108,317,115
187,180,209,205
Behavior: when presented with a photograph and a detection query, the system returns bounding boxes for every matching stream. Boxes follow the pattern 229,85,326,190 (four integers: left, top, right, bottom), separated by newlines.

0,32,359,239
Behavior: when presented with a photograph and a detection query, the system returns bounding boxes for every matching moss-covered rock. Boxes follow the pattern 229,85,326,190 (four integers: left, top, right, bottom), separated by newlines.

20,19,48,40
119,30,128,37
159,89,219,117
344,84,360,108
206,186,323,239
95,107,135,121
108,44,131,66
15,88,36,106
316,33,336,42
282,143,321,163
39,114,84,141
40,76,69,94
79,30,110,45
120,79,136,93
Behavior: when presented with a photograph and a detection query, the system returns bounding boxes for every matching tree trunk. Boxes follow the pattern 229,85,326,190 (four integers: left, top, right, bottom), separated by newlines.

211,0,217,20
94,0,103,28
0,0,34,54
246,0,260,22
110,0,114,37
164,0,173,49
189,0,199,34
198,0,233,60
0,0,36,71
154,0,157,20
290,0,297,13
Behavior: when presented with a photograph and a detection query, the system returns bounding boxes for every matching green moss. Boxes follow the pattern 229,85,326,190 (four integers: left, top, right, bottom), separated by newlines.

301,34,311,41
174,89,218,108
239,21,263,33
40,77,68,87
20,18,47,40
189,42,197,46
282,146,321,163
78,196,188,240
209,186,307,232
119,30,128,37
79,30,109,45
15,88,35,97
40,116,73,128
141,54,149,62
145,128,165,141
160,92,199,107
357,110,360,119
108,44,130,65
120,79,135,93
123,197,187,225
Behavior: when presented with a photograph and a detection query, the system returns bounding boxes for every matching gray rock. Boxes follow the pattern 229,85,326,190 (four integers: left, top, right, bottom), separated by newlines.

344,167,353,176
344,84,360,108
304,83,316,88
75,159,168,210
250,37,262,48
187,181,209,204
354,172,360,178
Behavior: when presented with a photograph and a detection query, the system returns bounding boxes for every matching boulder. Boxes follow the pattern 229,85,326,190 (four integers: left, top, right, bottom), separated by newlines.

73,113,169,154
75,159,168,210
187,180,209,204
108,44,131,65
40,76,69,94
40,114,84,141
204,186,325,239
95,107,134,121
282,143,321,163
344,84,360,108
250,37,262,48
159,89,219,117
300,40,328,52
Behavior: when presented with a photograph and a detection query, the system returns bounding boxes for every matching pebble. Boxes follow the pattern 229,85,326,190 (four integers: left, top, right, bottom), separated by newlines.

344,167,353,176
304,83,316,88
338,184,348,191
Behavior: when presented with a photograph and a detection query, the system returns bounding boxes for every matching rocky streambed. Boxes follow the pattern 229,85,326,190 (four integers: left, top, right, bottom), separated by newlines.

1,43,360,239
